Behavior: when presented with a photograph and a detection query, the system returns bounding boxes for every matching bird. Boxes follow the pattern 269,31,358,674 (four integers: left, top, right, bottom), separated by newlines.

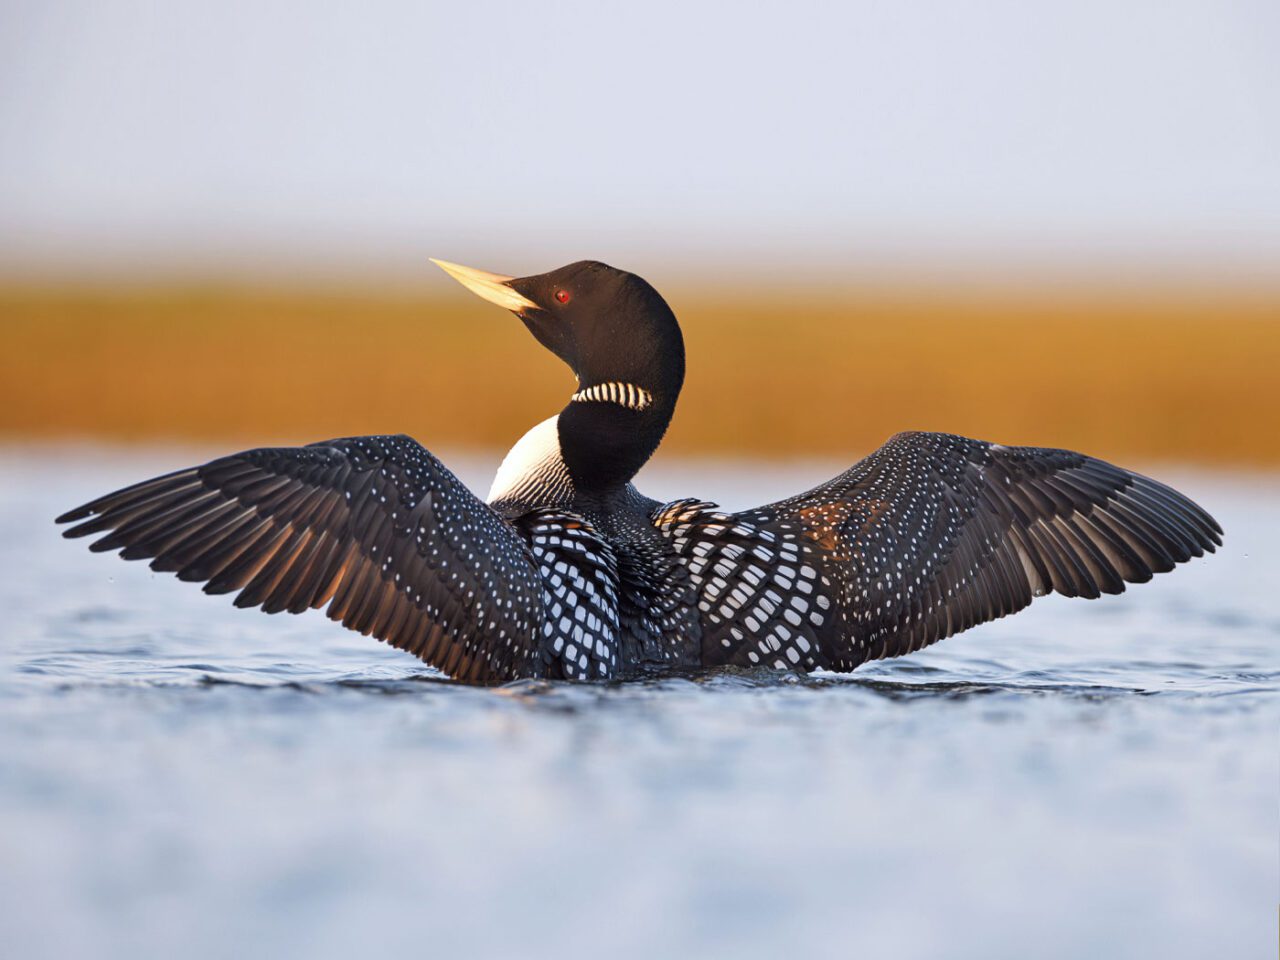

56,259,1222,685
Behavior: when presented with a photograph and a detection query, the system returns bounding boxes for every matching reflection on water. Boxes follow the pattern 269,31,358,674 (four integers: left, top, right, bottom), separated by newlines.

0,447,1275,960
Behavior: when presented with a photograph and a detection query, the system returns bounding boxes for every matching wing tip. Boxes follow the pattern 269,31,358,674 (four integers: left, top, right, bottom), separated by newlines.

56,505,93,525
87,536,126,554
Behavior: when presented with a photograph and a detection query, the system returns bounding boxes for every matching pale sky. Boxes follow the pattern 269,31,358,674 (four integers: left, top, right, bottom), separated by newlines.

2,0,1277,281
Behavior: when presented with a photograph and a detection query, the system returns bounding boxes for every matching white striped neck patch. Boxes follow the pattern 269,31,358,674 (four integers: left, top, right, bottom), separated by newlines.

571,381,654,412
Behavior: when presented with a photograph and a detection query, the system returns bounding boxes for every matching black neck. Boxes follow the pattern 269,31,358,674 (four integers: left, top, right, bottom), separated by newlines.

534,264,685,495
556,387,679,494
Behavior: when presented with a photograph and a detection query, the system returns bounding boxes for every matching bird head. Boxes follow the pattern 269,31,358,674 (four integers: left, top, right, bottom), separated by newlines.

431,258,685,411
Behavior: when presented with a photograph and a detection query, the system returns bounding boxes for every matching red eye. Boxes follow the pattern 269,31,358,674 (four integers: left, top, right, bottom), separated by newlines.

555,289,571,303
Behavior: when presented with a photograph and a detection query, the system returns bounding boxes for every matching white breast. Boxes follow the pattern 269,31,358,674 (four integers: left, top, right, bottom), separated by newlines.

487,415,574,505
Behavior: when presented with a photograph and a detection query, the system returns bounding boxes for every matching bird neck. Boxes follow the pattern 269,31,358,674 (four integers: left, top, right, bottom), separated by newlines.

489,314,686,508
557,328,685,495
486,382,680,509
556,385,678,494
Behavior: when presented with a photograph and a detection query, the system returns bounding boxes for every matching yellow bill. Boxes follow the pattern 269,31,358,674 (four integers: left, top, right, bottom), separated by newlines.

430,259,538,312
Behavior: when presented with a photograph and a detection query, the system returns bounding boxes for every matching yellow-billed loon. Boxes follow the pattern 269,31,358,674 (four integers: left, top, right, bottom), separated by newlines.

57,259,1223,684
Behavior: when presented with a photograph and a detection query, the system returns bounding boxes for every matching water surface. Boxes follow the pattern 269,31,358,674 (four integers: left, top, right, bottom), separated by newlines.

1,447,1275,959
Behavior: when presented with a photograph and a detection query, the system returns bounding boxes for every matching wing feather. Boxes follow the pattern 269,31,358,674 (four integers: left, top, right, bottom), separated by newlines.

58,434,547,684
732,431,1221,668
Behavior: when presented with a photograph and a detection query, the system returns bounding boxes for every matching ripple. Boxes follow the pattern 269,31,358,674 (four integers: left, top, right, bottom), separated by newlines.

16,662,1274,710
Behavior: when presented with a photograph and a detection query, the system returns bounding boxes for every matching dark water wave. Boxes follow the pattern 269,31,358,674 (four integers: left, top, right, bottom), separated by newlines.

15,652,1276,705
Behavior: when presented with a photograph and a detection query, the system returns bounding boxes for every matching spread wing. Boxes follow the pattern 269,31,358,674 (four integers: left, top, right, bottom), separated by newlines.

57,435,546,684
660,432,1222,671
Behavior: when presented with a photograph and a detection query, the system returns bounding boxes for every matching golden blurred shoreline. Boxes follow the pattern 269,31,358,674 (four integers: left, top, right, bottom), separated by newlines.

3,283,1278,466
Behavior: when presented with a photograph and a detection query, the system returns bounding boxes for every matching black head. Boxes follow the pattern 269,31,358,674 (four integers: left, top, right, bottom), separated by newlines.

433,258,684,405
433,258,686,494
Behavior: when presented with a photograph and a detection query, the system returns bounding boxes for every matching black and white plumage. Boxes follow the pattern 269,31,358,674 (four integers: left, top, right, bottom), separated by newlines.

654,431,1219,672
57,259,1222,684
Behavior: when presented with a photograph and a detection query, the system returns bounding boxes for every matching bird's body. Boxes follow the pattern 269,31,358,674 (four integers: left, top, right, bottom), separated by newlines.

58,259,1222,684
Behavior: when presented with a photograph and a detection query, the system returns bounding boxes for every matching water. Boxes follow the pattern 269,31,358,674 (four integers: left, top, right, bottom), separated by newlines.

1,446,1275,959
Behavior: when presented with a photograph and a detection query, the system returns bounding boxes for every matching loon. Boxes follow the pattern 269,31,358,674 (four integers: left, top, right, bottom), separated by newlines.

57,259,1222,684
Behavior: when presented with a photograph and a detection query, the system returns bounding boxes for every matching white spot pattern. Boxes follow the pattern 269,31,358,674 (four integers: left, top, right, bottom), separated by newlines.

518,511,622,679
651,499,834,671
750,431,1222,669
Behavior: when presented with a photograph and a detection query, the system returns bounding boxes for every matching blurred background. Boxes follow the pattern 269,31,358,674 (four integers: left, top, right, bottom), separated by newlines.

2,0,1277,466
